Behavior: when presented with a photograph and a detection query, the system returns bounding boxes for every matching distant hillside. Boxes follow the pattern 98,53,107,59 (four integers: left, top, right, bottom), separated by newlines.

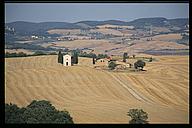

168,18,189,28
128,17,189,28
76,20,128,26
6,17,189,36
128,17,168,28
6,21,83,35
76,18,189,28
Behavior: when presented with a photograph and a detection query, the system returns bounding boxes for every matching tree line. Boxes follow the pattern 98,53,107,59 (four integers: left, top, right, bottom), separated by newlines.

5,51,57,58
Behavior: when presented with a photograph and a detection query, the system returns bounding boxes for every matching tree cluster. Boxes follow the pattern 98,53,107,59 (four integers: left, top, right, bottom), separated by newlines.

127,109,149,124
5,100,74,124
97,54,108,59
134,60,146,70
108,61,117,70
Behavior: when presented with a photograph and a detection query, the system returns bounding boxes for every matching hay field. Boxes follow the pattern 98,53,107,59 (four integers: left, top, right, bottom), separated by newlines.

41,39,125,54
48,28,124,36
40,38,188,56
5,55,189,123
90,28,123,36
152,33,182,41
47,29,81,35
107,40,189,55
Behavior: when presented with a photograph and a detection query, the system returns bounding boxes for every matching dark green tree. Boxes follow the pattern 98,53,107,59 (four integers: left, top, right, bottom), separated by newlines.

92,54,97,65
108,61,117,70
134,60,146,70
127,109,149,124
149,57,153,62
72,50,78,64
5,103,25,123
123,52,128,62
58,51,63,64
93,57,95,64
75,52,78,64
5,100,74,124
129,64,132,68
133,54,136,59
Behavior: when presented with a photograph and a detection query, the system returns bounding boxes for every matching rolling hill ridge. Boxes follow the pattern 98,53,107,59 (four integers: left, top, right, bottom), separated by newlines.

6,17,189,35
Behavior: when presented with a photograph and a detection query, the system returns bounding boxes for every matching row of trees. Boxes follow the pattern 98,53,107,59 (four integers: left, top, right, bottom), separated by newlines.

79,52,107,60
79,52,97,58
5,51,57,58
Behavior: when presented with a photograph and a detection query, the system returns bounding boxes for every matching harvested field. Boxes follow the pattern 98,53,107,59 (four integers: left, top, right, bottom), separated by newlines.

41,39,125,55
152,33,182,41
5,55,189,123
91,28,123,36
47,29,81,35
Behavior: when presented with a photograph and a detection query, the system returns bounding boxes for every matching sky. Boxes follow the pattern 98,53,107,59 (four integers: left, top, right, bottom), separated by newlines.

5,3,189,23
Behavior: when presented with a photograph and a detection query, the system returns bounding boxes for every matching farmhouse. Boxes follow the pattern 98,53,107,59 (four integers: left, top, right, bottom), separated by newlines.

95,57,112,66
63,54,72,66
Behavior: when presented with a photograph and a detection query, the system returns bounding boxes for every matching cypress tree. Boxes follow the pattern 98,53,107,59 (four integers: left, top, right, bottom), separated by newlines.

92,54,97,64
72,50,78,64
75,52,78,64
93,57,95,64
58,51,63,64
133,54,136,59
123,52,128,62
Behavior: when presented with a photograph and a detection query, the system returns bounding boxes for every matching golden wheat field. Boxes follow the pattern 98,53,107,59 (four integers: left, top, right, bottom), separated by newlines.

5,55,189,123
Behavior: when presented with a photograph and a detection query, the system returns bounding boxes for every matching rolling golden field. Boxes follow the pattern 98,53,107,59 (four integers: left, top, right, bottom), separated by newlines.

5,55,189,123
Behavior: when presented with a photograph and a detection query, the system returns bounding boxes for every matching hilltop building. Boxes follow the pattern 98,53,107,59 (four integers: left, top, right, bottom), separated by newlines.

63,54,72,66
